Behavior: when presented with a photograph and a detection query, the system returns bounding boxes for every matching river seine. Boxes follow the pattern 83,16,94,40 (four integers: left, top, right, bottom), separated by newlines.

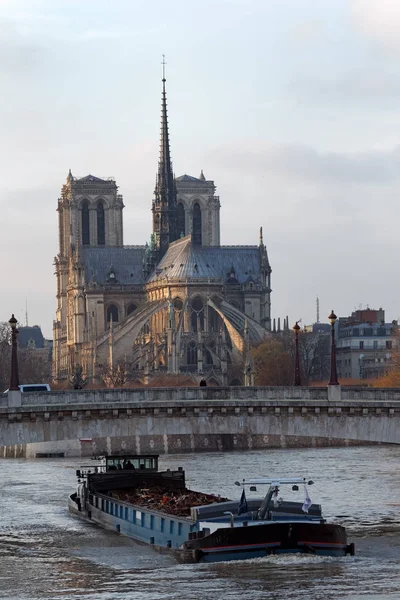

0,445,399,600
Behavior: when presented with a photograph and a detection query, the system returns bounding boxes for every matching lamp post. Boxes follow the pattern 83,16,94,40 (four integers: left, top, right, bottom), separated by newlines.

9,314,20,391
293,321,301,386
328,310,339,385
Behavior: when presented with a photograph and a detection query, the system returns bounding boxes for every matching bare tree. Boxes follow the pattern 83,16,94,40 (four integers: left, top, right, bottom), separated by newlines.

0,322,11,392
252,338,293,385
70,364,88,389
0,322,52,391
99,359,133,388
298,331,330,384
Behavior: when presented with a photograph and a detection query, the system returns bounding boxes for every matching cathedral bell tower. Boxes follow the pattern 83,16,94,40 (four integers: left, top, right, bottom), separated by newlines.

152,58,178,261
53,170,124,380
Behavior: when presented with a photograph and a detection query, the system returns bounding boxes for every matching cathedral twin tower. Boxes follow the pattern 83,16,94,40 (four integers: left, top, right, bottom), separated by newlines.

53,74,271,386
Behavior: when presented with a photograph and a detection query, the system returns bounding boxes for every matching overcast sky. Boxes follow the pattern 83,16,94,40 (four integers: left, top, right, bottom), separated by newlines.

1,0,400,337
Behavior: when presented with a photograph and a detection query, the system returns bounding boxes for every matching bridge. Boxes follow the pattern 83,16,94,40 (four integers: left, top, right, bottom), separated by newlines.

1,386,399,458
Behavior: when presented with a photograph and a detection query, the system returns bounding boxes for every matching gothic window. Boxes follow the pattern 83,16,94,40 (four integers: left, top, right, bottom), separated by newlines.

187,340,197,365
127,303,137,316
177,203,185,238
205,349,213,365
97,201,105,245
81,200,90,245
190,297,204,332
173,297,183,328
208,306,220,332
193,202,202,245
106,304,119,325
173,298,183,311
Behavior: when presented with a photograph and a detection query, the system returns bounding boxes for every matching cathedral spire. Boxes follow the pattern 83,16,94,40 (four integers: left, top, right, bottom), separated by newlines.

152,55,177,260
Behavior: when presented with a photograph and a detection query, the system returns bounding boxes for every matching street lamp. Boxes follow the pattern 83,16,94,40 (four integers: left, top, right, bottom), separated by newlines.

293,321,301,386
8,314,20,391
328,310,339,385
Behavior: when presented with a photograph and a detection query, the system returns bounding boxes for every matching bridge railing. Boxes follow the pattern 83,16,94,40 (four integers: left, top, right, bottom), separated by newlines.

2,386,400,409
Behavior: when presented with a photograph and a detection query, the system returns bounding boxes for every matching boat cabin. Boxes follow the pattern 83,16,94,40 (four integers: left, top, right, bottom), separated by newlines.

103,455,159,473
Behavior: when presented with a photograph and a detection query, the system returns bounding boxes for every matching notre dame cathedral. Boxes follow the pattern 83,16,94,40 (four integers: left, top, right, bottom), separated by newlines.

52,74,272,386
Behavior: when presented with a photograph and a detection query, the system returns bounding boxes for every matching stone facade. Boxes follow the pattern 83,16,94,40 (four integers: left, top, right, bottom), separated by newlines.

52,79,272,386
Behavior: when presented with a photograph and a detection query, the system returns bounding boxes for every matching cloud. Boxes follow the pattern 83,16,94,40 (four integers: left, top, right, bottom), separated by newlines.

209,141,400,186
289,68,400,111
80,30,132,40
80,25,165,41
0,20,45,74
289,19,325,47
351,0,400,49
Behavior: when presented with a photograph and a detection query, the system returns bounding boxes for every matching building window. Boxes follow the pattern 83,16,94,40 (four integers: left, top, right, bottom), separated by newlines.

81,200,90,245
187,340,197,365
127,303,137,316
161,518,165,533
193,202,202,245
373,340,378,350
106,304,119,325
177,203,185,238
359,341,364,350
386,340,392,349
190,296,204,332
97,201,105,245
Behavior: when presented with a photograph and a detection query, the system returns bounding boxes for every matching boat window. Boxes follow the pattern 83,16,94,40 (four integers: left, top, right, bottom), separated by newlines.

119,506,123,519
125,507,129,520
101,499,105,511
170,521,174,535
161,518,165,532
132,510,137,524
141,513,145,527
114,504,118,517
108,502,112,514
178,523,182,536
145,458,154,469
150,515,154,530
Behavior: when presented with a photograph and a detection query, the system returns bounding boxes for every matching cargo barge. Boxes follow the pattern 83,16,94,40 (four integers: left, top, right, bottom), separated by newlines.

68,454,355,563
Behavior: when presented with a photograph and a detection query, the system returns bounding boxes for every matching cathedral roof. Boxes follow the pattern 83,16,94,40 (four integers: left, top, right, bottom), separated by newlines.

82,247,146,285
175,174,206,183
18,326,45,349
149,236,261,283
76,174,114,184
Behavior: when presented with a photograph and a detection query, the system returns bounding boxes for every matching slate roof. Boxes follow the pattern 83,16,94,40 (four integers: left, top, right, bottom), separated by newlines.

76,174,112,184
82,247,146,285
149,236,261,283
18,326,45,349
175,174,205,183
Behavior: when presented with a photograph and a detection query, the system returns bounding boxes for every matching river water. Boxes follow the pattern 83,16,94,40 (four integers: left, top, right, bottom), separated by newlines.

0,446,399,600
